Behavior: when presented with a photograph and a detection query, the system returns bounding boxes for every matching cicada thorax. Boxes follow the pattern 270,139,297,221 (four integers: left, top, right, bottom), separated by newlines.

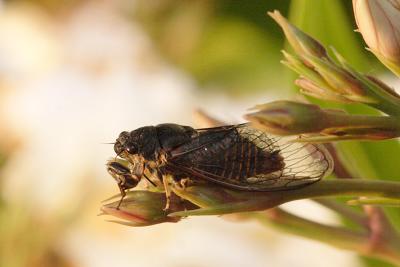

143,123,198,179
155,123,197,151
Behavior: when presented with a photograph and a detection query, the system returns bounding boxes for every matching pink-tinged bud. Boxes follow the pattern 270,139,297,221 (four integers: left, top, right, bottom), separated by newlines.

353,0,400,75
101,191,192,226
268,10,327,58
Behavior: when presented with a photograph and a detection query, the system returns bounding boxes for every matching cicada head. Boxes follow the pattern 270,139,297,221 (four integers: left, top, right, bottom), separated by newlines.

114,126,159,161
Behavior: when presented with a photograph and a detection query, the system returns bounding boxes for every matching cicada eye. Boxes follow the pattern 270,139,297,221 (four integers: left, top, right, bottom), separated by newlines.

126,144,138,154
114,142,124,155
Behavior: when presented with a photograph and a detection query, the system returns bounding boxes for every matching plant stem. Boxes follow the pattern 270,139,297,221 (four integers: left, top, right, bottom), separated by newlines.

173,179,400,217
313,198,367,226
253,208,400,266
295,179,400,200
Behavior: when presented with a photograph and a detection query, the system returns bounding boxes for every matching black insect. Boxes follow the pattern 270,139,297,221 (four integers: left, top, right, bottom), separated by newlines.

108,123,332,209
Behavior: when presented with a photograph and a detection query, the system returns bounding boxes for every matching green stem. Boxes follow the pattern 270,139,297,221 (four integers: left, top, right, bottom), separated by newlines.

293,179,400,200
324,112,400,138
328,113,399,129
252,208,400,266
313,198,367,226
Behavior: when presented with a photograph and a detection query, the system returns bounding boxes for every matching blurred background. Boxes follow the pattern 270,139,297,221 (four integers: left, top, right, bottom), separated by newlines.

0,0,395,266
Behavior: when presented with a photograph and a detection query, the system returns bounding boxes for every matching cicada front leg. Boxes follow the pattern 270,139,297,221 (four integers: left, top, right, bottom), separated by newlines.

106,160,140,209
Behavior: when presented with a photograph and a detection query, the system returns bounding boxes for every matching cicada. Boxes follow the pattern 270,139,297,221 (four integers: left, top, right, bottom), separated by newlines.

107,123,333,209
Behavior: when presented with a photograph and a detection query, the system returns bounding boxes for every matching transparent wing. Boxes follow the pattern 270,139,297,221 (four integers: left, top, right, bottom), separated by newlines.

167,125,333,191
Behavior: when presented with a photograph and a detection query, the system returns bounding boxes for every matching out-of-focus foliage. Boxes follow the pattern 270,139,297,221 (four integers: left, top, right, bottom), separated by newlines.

0,204,75,267
129,0,385,96
131,0,292,94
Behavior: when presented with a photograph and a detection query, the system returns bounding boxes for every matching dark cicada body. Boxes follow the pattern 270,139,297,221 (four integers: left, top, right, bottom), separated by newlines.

108,123,333,208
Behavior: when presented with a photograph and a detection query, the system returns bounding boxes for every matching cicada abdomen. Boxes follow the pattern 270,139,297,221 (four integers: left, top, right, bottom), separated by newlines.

166,124,333,190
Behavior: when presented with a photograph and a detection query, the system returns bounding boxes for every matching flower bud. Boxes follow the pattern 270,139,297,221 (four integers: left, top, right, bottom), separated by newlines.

268,10,328,58
273,12,400,114
304,56,366,98
101,191,190,226
245,100,400,140
246,101,330,135
353,0,400,75
295,78,352,103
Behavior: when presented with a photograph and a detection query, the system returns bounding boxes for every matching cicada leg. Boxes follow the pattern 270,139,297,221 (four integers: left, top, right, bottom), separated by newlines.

162,175,171,211
155,167,174,211
116,182,126,209
107,159,140,209
179,178,192,189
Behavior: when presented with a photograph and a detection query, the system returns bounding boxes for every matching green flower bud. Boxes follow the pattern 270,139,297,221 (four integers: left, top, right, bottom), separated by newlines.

246,101,330,135
246,100,400,140
268,10,328,58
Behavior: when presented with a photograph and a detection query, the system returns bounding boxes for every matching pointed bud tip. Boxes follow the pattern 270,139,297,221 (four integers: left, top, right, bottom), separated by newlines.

269,11,327,58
